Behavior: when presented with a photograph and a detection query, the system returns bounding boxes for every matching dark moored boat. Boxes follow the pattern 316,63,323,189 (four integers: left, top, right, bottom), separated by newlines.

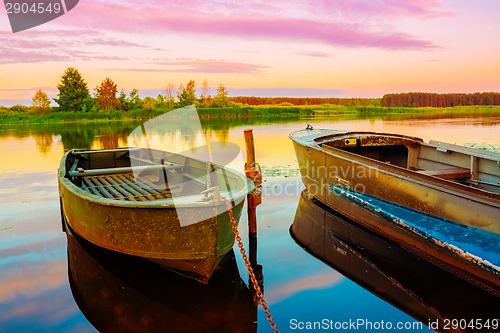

66,225,257,333
59,147,254,282
290,128,500,295
290,190,500,333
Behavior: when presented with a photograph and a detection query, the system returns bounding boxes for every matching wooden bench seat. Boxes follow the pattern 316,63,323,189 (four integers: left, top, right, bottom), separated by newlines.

81,173,176,201
415,167,471,180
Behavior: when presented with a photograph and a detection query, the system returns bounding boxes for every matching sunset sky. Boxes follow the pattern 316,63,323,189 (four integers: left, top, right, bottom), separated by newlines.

1,0,499,105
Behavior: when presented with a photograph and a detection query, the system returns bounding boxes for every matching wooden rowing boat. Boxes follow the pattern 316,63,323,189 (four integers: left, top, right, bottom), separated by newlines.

290,127,500,294
59,147,254,283
290,190,500,331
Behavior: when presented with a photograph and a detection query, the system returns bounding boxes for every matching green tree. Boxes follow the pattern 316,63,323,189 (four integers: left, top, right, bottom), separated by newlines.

82,96,97,113
129,89,142,109
177,80,197,107
31,89,51,113
54,67,90,111
118,89,130,111
95,77,119,112
156,94,166,107
211,84,231,107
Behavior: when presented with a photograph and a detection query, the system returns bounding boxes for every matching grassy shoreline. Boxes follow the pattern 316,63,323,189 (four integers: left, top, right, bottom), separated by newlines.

1,105,500,125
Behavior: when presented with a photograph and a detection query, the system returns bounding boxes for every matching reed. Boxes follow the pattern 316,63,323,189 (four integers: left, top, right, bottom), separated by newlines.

1,105,499,124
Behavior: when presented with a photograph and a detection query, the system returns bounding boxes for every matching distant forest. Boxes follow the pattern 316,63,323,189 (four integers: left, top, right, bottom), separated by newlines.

381,92,500,107
230,93,500,108
229,96,380,106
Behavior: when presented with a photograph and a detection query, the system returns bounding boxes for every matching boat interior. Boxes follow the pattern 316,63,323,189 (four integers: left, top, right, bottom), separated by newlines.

63,148,244,202
315,132,500,194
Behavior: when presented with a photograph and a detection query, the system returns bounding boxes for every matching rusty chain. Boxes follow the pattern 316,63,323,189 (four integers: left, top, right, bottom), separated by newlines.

223,197,279,333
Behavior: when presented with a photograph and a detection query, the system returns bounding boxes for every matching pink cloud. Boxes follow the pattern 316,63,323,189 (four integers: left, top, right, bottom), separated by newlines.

303,0,451,19
0,45,127,64
0,30,146,64
297,51,332,58
157,60,268,74
55,0,441,50
0,0,448,66
108,59,267,74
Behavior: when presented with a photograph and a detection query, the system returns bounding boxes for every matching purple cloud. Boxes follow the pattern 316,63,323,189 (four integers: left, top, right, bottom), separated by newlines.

0,30,148,64
109,59,268,74
297,51,332,58
157,60,268,74
58,0,443,50
299,0,451,19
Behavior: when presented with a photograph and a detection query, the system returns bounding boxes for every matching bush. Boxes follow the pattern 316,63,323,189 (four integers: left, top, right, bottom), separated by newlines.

109,110,123,120
142,97,156,111
10,104,29,112
129,109,148,119
82,96,97,113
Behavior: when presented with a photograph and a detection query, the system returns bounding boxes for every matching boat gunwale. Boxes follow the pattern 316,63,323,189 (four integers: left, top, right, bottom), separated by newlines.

59,148,254,209
290,129,500,206
313,131,424,146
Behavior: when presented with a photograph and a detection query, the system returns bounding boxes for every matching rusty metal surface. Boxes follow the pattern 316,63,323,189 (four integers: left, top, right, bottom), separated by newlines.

59,148,254,282
296,183,500,295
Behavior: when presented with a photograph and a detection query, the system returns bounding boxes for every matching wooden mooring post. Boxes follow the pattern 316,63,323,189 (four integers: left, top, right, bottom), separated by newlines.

243,129,264,291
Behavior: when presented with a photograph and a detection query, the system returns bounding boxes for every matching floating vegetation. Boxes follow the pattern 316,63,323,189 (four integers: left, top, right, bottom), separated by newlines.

260,165,300,178
464,143,500,153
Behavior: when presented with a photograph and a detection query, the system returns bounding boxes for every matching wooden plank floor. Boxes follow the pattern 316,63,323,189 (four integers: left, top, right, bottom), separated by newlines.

80,173,173,201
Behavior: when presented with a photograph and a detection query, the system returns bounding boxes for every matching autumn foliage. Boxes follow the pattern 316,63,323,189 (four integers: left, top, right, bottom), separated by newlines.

95,77,119,112
31,89,51,113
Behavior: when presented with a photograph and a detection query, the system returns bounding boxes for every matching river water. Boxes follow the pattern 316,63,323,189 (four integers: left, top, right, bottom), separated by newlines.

1,113,499,332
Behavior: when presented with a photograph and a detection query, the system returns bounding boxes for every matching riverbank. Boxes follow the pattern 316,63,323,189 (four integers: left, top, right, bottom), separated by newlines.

1,105,500,125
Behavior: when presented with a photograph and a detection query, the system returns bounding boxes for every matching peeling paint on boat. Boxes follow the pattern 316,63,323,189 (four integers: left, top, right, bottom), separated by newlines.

330,184,500,277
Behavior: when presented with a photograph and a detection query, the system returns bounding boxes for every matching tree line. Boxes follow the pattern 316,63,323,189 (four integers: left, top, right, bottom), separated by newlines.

4,67,500,114
382,92,500,107
16,67,232,114
230,96,380,106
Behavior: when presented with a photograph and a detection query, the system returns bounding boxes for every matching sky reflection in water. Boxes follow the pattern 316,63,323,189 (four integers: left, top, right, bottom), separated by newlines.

0,116,499,332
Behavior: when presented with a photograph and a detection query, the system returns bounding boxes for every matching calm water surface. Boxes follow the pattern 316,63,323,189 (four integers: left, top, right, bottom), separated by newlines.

1,115,499,332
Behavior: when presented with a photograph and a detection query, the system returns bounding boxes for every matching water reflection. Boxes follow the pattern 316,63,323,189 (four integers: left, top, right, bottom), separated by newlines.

66,225,257,333
0,122,137,152
33,131,53,155
1,114,500,332
290,190,500,333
